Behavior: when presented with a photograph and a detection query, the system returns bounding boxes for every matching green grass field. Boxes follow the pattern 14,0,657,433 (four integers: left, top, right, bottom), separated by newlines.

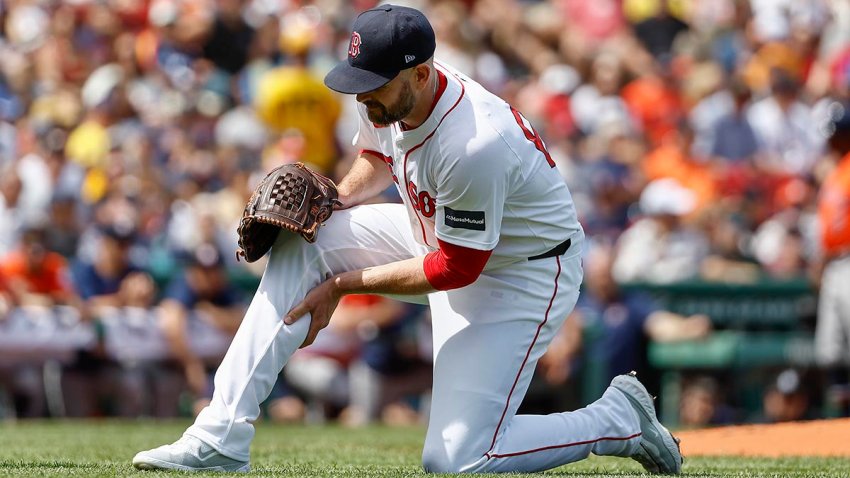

0,421,848,477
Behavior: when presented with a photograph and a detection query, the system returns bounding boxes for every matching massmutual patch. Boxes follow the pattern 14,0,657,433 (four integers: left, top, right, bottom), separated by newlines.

444,207,485,231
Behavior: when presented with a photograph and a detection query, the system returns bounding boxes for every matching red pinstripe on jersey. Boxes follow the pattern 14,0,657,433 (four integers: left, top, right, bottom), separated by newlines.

359,149,392,162
402,70,464,247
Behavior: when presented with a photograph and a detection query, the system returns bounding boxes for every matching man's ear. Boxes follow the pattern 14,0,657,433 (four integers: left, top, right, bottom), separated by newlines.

413,63,432,89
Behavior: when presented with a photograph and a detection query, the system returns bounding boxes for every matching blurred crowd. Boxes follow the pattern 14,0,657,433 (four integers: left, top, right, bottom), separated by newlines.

1,0,850,426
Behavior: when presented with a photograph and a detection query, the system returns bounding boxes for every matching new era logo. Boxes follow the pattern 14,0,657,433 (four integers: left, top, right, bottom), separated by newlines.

404,54,416,63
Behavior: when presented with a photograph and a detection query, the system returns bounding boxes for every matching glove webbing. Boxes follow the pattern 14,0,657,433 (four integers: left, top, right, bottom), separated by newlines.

271,173,308,218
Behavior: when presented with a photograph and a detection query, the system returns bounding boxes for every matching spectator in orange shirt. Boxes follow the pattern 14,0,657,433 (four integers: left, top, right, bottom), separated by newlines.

642,122,716,211
0,225,76,307
815,100,850,369
621,61,684,146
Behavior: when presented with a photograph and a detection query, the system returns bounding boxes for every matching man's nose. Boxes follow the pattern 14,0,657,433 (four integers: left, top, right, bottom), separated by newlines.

355,93,368,103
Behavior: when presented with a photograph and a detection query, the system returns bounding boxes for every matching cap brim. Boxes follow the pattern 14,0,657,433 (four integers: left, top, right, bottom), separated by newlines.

323,61,399,94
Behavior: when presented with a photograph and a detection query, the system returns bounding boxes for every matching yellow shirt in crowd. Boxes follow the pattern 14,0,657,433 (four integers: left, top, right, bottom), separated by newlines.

255,66,341,174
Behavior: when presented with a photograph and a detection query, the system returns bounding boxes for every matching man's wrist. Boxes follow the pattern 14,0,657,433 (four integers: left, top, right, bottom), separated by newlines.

331,274,350,297
334,187,355,209
337,195,353,209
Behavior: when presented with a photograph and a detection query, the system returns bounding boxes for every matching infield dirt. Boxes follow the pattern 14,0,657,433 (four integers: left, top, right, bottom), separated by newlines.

677,418,850,457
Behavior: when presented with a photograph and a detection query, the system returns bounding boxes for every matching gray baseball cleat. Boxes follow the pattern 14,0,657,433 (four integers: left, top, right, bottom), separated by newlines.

610,372,683,474
132,435,250,472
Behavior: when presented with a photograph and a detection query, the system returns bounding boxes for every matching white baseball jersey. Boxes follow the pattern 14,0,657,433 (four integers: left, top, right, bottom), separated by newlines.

354,62,583,268
185,62,643,474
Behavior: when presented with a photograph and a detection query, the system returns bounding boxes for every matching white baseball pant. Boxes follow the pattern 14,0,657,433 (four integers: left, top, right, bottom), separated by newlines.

185,203,641,472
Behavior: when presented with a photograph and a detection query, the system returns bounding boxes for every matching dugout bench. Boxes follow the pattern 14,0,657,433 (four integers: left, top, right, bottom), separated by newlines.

635,279,818,426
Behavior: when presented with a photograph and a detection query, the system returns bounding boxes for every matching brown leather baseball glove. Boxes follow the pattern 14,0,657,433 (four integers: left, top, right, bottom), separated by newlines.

236,163,341,263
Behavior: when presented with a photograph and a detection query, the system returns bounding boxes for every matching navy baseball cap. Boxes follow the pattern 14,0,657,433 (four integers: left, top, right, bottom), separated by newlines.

324,4,436,95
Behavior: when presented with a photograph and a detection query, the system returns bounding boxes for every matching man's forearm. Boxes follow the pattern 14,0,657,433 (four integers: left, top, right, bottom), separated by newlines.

336,152,394,207
333,256,435,297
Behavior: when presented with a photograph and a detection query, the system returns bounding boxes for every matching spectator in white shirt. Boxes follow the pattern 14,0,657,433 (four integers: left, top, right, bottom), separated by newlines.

612,178,709,284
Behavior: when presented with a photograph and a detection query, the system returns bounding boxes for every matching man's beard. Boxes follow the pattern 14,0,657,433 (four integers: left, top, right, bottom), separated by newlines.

364,81,416,125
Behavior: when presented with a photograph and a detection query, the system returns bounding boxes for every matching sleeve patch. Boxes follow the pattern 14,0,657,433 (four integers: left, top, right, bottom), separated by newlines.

444,207,485,231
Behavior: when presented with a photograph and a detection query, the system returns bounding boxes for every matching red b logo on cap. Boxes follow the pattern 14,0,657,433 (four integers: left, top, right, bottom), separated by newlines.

348,32,361,58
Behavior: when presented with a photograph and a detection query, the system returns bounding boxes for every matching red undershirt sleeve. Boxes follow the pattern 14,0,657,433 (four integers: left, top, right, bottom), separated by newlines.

423,238,493,291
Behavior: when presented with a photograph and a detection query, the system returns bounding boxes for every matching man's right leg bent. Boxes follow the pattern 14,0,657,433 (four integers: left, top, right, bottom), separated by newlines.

183,232,319,462
135,204,424,468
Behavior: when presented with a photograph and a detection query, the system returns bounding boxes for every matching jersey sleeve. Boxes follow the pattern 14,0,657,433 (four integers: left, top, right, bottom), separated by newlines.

423,238,492,290
352,104,382,153
433,147,510,250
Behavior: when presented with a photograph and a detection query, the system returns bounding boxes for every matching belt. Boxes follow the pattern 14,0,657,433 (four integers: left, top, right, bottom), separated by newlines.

528,238,572,261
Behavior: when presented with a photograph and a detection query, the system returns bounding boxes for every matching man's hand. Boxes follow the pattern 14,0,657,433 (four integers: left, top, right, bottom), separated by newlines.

284,277,343,348
282,256,433,348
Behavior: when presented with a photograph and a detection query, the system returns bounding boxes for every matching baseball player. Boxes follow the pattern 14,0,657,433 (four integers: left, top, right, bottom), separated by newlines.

133,5,682,474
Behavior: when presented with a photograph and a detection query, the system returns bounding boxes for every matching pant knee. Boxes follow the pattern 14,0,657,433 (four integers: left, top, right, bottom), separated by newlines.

423,445,475,474
422,444,490,474
422,446,452,474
